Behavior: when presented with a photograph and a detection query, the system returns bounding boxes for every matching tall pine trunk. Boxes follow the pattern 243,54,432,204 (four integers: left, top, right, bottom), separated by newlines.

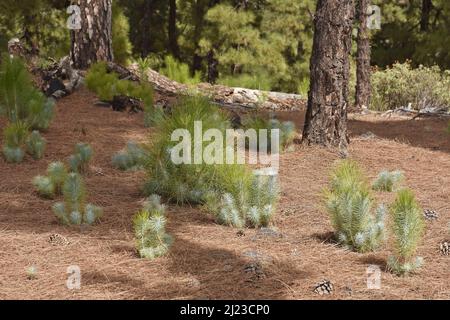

141,0,153,58
355,0,371,110
71,0,114,69
168,0,180,58
302,0,354,149
420,0,432,32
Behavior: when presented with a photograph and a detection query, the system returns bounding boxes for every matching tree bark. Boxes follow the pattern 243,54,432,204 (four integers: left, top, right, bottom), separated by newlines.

168,0,180,58
302,0,354,149
206,50,219,84
420,0,433,32
355,0,371,110
70,0,114,69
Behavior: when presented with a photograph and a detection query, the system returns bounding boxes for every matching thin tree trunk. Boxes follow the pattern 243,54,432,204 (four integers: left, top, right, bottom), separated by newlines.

141,0,153,58
70,0,113,70
206,50,218,84
355,0,371,110
420,0,433,32
168,0,180,58
302,0,354,149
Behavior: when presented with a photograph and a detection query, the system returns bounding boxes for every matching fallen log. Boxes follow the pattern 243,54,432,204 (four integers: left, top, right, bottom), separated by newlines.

129,64,306,111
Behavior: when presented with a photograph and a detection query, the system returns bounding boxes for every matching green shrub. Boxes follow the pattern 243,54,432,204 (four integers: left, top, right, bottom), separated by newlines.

112,141,148,171
134,194,172,259
371,62,450,111
242,115,296,152
69,143,93,173
372,170,404,192
219,71,273,91
33,161,68,198
25,131,46,160
112,3,133,66
85,62,154,115
2,121,28,163
206,168,279,228
144,95,232,204
52,173,103,225
160,56,201,85
387,189,425,275
324,160,386,253
0,54,54,129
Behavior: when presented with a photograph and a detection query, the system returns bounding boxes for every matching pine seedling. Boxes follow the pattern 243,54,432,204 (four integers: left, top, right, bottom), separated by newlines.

372,170,404,192
69,143,93,173
47,161,68,194
25,131,46,159
32,175,55,198
52,173,103,225
134,195,172,259
2,121,28,163
388,189,425,275
324,160,386,253
112,141,147,171
0,54,54,129
33,162,68,198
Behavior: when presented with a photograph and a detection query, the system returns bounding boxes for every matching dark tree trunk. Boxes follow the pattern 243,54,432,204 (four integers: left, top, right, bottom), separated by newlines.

302,0,354,149
141,0,153,58
168,0,180,58
420,0,433,32
70,0,113,69
355,0,371,110
206,50,218,84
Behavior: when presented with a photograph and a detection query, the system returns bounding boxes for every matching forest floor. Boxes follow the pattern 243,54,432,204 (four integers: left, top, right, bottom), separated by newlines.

0,87,449,300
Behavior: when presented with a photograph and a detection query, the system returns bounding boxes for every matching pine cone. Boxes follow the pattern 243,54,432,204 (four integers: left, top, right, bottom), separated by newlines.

314,280,334,295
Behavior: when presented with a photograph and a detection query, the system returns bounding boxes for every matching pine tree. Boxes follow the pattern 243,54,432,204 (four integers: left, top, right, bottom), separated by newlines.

133,194,172,259
52,173,103,225
388,189,425,275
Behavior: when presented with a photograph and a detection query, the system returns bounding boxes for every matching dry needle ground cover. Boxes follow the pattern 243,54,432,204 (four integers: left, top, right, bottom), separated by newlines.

0,87,449,299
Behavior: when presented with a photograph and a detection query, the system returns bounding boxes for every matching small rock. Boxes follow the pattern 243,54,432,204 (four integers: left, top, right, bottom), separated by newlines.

223,264,233,272
359,131,376,140
252,227,283,240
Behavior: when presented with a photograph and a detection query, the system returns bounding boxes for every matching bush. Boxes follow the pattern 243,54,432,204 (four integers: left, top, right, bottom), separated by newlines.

242,115,296,152
25,131,46,160
387,189,425,275
324,160,386,253
33,161,68,198
0,54,54,130
2,121,28,163
144,95,233,204
52,173,103,225
69,143,93,173
219,72,273,91
85,62,154,109
144,95,280,228
371,62,450,111
112,3,133,66
160,55,201,85
206,168,279,228
372,170,404,192
133,194,172,259
112,141,148,171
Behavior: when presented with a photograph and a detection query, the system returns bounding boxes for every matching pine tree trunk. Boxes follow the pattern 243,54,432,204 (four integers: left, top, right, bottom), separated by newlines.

207,50,218,84
70,0,114,69
141,0,153,58
168,0,180,58
302,0,354,149
420,0,432,32
355,0,371,110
